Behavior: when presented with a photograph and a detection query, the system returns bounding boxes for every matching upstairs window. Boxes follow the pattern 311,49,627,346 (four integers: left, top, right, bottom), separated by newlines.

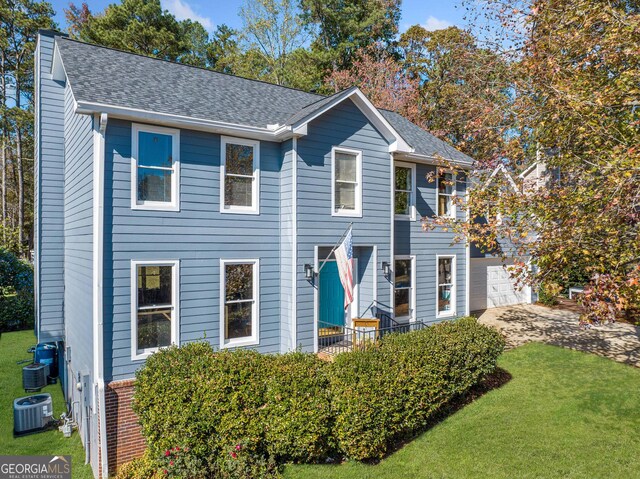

221,259,259,348
132,261,179,360
332,147,362,217
437,171,456,218
221,137,260,214
395,163,416,219
132,124,180,211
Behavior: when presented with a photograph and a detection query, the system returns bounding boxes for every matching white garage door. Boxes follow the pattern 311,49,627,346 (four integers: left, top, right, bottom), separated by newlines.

470,258,531,311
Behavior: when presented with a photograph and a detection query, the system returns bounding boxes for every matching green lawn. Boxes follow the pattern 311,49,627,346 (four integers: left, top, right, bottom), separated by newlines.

0,330,93,478
286,342,640,479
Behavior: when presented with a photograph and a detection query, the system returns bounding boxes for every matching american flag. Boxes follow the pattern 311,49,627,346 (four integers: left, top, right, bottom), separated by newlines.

334,227,354,309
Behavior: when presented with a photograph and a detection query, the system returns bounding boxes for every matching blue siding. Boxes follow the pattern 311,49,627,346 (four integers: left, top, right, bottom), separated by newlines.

35,33,65,342
103,120,283,381
279,139,294,352
63,82,99,473
296,99,393,351
395,163,468,323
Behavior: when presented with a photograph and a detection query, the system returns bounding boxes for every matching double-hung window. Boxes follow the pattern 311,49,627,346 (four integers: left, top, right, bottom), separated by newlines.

221,136,260,214
394,256,415,320
437,256,456,316
132,124,180,211
395,163,416,219
437,171,456,218
131,260,179,360
332,147,362,217
221,259,259,347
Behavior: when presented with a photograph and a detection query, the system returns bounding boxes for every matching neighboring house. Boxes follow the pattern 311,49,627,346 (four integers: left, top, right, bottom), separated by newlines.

35,30,476,477
469,163,535,311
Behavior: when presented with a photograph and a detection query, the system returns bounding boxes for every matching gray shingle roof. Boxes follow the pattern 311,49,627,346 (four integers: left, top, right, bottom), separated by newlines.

57,37,474,165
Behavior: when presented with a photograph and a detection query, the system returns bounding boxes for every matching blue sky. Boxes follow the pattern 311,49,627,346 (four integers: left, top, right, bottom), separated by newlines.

50,0,467,34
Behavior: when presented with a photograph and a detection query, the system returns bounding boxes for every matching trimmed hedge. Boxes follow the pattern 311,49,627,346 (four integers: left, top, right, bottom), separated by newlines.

133,345,332,468
132,317,503,473
329,317,505,459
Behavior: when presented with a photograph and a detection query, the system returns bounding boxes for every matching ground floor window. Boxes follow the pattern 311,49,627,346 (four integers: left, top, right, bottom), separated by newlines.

437,256,456,316
394,256,415,320
221,259,259,347
132,260,179,359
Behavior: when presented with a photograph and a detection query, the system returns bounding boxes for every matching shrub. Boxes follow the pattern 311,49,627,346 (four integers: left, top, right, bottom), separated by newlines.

329,317,504,460
0,248,33,332
538,281,561,306
133,344,333,467
262,352,333,463
114,452,162,479
133,342,267,462
133,318,504,468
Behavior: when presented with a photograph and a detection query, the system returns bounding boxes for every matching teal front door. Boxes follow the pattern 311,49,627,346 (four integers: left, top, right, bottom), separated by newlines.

319,260,345,328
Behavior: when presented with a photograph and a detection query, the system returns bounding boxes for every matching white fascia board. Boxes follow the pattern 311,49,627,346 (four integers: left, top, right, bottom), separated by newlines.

75,101,295,142
482,163,520,193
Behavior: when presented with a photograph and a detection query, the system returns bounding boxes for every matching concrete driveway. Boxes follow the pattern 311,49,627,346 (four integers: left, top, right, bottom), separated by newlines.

477,304,640,367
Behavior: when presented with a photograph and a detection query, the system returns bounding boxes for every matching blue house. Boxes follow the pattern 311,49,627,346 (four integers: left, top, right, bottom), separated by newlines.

34,30,478,477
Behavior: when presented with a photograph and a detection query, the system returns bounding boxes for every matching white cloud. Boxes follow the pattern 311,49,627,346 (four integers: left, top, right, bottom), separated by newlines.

162,0,213,30
421,16,453,31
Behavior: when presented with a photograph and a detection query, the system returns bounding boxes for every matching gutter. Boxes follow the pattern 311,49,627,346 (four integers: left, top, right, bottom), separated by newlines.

291,137,298,350
92,112,109,478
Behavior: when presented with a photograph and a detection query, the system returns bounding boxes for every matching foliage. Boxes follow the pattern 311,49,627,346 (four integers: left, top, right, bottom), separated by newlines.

114,451,163,479
134,320,502,469
238,0,309,86
1,0,55,249
326,43,420,120
66,0,210,66
537,282,560,306
133,343,332,467
214,441,281,479
262,352,333,463
328,317,504,461
427,0,640,323
159,446,207,479
300,0,401,71
580,266,640,324
0,247,33,332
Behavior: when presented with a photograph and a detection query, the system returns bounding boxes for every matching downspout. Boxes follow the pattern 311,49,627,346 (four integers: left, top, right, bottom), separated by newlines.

465,173,470,316
93,112,108,478
291,137,298,350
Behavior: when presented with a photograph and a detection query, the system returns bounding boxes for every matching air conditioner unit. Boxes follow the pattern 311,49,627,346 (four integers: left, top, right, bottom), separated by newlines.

23,363,49,392
14,393,54,436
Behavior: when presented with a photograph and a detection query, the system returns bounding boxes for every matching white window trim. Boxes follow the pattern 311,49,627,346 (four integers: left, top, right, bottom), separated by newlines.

394,161,416,220
220,258,260,349
435,170,457,219
131,260,180,361
331,146,363,218
131,123,180,212
436,254,457,318
220,136,260,215
394,255,416,322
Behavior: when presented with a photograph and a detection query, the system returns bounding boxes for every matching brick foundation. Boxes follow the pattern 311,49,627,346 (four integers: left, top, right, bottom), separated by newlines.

105,379,146,475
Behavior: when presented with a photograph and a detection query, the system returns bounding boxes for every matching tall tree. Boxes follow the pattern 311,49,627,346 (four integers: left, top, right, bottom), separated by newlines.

435,0,640,323
300,0,401,71
238,0,310,86
398,25,516,165
65,0,209,66
0,0,55,251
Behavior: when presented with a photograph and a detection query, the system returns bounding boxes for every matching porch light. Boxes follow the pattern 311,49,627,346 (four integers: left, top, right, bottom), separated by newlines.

304,264,315,280
382,261,391,277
